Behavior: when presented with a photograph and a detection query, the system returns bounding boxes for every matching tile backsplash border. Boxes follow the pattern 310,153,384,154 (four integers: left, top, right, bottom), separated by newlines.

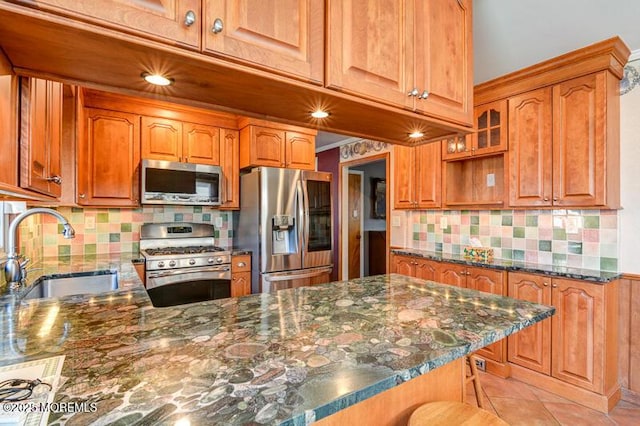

409,209,619,272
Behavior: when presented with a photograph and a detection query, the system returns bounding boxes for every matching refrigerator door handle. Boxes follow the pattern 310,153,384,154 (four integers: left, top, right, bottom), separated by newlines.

301,178,310,254
262,266,333,282
296,179,307,255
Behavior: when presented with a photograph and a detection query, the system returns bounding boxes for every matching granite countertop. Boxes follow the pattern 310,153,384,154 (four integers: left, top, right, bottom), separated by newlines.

391,248,621,283
0,255,554,425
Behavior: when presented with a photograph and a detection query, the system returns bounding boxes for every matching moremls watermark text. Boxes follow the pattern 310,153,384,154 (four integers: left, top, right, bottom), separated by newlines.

1,401,97,413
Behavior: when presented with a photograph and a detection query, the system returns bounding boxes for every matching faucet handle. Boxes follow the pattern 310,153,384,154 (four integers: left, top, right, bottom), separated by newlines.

19,257,30,269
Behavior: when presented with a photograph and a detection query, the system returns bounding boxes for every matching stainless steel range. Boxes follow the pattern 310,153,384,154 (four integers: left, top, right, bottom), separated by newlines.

140,223,231,307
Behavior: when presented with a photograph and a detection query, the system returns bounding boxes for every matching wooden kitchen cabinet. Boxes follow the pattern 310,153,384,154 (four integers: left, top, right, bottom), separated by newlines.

391,254,438,281
239,118,316,170
442,154,506,208
442,100,507,160
231,254,251,297
19,77,63,198
509,72,619,208
203,0,324,84
327,0,473,126
219,129,240,210
77,107,141,207
141,116,221,165
14,0,201,48
508,272,620,411
393,142,441,209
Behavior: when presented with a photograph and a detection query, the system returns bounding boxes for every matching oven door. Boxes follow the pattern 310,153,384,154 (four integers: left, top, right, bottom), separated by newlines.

145,266,231,307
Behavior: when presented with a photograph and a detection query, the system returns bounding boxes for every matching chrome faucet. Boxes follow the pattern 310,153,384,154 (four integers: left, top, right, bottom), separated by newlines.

4,208,75,287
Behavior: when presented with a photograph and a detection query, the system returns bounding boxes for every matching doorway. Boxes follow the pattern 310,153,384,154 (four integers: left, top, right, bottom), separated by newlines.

340,153,390,280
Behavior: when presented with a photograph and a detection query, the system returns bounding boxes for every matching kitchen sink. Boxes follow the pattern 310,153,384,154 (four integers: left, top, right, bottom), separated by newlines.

23,272,119,300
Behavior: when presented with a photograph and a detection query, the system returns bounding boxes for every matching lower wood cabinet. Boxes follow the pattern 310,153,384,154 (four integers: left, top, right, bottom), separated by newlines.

507,271,620,411
231,254,251,297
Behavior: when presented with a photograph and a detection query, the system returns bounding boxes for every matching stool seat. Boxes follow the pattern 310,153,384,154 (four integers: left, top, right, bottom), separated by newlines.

408,401,509,426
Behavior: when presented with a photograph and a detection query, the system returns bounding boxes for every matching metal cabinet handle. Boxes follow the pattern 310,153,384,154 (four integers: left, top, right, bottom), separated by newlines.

407,88,419,97
78,193,86,199
419,90,429,99
211,18,224,34
543,197,549,202
553,197,558,202
543,282,549,287
552,284,558,288
184,10,196,27
46,175,62,185
237,262,246,268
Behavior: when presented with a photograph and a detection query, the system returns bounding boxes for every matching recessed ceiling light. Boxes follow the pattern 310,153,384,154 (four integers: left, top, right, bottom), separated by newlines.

409,131,424,138
142,72,174,86
311,110,330,119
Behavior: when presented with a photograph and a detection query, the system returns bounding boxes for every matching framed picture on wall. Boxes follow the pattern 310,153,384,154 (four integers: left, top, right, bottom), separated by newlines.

371,178,386,219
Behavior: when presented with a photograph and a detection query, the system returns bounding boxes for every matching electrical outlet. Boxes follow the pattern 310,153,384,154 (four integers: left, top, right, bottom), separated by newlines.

85,216,96,230
440,217,448,230
486,173,495,187
215,217,223,228
474,357,486,372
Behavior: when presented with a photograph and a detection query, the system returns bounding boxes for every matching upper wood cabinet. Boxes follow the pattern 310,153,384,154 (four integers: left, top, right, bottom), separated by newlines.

15,0,201,48
141,116,221,165
442,100,507,160
239,118,316,170
393,142,441,209
509,72,619,208
0,76,19,188
327,0,472,125
19,77,63,198
77,107,141,207
203,0,324,84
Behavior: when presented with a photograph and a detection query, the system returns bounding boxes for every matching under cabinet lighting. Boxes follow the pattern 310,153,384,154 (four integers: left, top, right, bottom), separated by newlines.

409,131,424,138
141,72,174,86
311,110,330,119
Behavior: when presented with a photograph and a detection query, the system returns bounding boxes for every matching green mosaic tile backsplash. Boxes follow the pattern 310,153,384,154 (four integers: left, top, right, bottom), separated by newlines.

19,206,233,259
410,209,619,272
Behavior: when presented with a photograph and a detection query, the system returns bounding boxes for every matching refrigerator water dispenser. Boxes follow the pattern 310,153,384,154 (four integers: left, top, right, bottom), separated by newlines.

272,215,296,254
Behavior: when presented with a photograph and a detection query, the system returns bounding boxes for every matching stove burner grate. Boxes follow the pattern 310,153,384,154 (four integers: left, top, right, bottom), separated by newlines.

144,245,225,256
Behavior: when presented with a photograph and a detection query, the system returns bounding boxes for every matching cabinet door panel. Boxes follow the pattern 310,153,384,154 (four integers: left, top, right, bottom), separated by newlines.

415,259,437,281
141,116,182,162
285,131,315,170
392,145,415,209
18,0,201,48
327,0,412,108
436,262,466,288
204,0,323,83
467,267,506,363
183,123,220,165
79,108,140,206
413,0,472,125
231,272,251,297
415,142,441,208
553,73,605,206
507,272,551,374
551,278,604,392
508,88,553,207
20,78,63,197
220,129,240,209
392,255,415,277
244,125,285,168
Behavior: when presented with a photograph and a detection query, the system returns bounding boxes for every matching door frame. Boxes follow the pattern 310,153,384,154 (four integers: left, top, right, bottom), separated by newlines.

338,152,390,281
343,169,364,279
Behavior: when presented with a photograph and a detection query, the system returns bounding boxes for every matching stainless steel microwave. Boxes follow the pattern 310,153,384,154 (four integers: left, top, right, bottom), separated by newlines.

141,159,222,206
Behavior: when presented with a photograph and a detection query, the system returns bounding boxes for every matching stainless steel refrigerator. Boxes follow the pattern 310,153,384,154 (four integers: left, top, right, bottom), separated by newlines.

235,167,333,293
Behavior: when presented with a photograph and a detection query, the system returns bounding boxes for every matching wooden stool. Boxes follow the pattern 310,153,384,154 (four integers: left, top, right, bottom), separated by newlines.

464,354,485,408
408,401,508,426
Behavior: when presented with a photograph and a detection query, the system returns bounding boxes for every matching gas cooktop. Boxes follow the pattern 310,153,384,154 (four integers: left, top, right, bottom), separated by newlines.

142,245,227,257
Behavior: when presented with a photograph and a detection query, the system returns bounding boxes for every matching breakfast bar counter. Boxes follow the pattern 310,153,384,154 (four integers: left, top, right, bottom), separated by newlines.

0,264,554,425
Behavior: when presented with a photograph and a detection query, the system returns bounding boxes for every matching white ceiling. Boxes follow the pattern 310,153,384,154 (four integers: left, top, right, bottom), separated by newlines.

317,0,640,148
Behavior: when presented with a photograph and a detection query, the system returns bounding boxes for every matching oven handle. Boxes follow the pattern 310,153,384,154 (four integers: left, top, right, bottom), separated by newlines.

147,265,230,279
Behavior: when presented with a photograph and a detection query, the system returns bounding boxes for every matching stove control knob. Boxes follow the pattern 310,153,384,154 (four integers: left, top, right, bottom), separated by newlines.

189,259,196,266
169,260,177,267
215,257,224,264
158,261,165,268
207,257,215,264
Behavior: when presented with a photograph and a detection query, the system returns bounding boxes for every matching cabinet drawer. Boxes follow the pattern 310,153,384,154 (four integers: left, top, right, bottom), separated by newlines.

232,255,251,272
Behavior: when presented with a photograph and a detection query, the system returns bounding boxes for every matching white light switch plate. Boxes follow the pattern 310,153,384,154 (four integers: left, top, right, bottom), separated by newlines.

215,217,223,227
486,173,496,187
440,217,448,229
85,216,96,230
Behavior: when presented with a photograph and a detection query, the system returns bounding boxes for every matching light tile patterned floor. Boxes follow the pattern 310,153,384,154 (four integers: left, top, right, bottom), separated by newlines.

465,372,640,425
